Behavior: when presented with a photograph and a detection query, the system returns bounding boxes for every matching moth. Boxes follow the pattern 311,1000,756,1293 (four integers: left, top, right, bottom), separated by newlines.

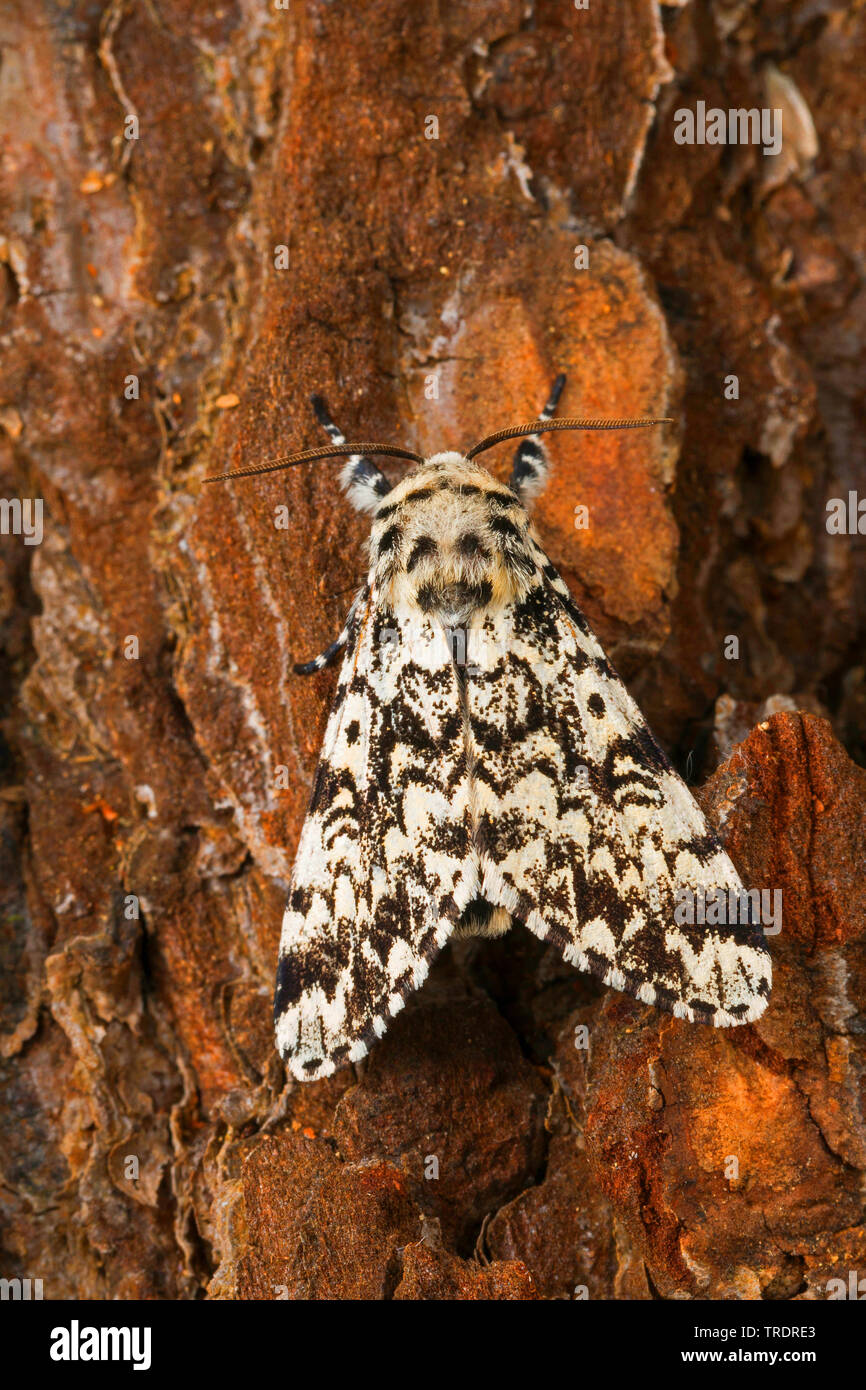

208,376,772,1081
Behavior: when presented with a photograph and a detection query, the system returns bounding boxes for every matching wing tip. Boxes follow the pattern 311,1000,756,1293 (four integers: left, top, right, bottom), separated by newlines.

272,894,470,1082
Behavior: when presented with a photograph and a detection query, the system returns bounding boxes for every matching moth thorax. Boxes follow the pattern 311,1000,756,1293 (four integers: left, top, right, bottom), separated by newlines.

372,458,533,624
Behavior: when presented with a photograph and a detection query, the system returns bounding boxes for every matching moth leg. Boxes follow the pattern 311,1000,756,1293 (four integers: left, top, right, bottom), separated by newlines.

510,371,566,501
310,393,391,512
293,628,349,676
293,585,367,675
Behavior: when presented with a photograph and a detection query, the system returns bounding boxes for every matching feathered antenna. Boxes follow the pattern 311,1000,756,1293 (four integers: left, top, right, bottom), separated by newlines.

203,403,673,484
466,416,674,460
203,441,424,484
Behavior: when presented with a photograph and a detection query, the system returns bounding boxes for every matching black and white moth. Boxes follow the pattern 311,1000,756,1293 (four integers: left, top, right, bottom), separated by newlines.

208,376,772,1081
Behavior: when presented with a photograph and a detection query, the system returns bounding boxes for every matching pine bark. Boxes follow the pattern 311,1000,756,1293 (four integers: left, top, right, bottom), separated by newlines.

1,0,864,1299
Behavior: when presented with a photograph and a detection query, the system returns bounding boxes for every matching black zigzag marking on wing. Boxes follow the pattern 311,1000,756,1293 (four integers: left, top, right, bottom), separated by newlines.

464,573,771,1026
275,604,476,1079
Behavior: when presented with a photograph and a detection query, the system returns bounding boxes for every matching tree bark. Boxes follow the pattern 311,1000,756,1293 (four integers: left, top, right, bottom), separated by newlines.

1,0,864,1300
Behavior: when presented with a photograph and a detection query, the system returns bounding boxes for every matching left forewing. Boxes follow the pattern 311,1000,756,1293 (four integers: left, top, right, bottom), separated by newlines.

275,599,477,1080
464,569,772,1027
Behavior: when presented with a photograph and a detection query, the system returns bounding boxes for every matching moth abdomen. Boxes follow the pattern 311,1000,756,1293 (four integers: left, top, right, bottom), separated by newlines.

452,897,512,940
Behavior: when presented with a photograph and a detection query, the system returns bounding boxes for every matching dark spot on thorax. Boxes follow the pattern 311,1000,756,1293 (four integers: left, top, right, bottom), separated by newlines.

485,487,520,507
400,485,440,505
472,580,493,607
377,525,401,553
489,513,523,542
407,535,438,571
456,531,488,559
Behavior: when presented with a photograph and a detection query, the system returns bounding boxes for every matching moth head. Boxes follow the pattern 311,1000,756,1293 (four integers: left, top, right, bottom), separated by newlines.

204,381,671,628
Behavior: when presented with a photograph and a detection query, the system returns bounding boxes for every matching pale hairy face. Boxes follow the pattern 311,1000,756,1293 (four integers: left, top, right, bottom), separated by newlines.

367,451,538,625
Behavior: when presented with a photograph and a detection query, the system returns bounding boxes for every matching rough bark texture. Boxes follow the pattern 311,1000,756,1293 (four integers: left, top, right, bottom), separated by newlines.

1,1,865,1300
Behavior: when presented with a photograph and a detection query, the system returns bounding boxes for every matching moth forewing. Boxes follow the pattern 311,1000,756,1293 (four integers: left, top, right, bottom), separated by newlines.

274,600,476,1080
